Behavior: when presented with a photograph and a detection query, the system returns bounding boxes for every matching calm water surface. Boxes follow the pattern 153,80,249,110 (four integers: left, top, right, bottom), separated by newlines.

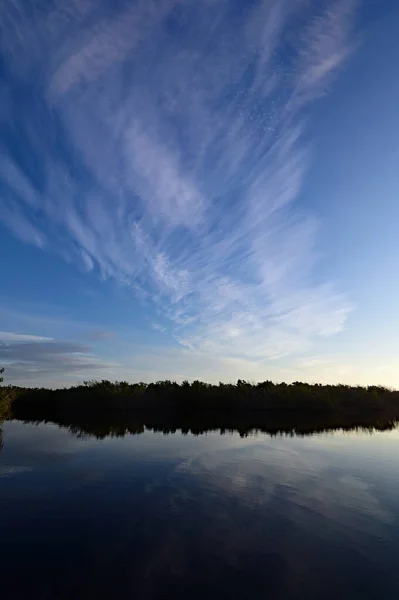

1,421,399,599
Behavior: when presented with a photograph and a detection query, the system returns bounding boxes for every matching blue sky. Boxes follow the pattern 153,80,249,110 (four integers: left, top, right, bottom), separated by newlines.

1,0,398,388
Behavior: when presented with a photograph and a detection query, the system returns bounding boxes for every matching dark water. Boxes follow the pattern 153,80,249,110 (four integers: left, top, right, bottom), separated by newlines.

1,422,399,599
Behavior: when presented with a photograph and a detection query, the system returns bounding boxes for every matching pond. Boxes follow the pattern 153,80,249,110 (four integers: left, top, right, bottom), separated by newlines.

1,421,399,599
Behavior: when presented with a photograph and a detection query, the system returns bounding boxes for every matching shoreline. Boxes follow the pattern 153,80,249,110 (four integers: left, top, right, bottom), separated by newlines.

1,378,398,439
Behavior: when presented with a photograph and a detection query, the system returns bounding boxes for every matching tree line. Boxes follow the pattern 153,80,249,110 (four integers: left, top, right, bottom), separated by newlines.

1,373,398,424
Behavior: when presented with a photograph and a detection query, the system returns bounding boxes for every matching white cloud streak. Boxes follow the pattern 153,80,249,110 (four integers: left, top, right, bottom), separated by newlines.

0,0,356,364
0,331,118,386
0,332,52,343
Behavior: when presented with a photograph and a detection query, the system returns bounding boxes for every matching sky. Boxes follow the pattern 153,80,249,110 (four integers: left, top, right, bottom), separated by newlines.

0,0,398,388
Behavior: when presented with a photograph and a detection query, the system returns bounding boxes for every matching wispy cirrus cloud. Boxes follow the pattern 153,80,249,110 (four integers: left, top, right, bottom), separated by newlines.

0,0,357,364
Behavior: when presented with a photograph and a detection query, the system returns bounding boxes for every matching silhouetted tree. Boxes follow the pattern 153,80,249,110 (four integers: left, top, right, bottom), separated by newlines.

2,375,398,435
